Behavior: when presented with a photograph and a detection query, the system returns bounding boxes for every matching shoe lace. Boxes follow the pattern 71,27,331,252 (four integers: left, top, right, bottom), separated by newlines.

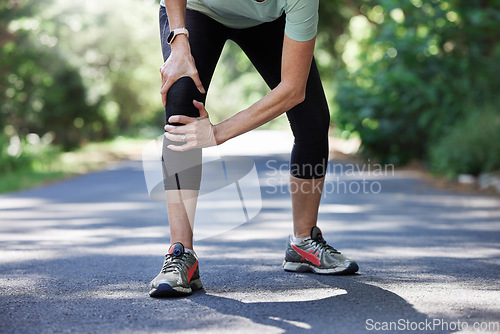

313,234,341,254
161,253,188,274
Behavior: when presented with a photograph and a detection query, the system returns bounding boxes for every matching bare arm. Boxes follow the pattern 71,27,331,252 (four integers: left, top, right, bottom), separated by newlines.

164,0,187,30
160,1,205,107
165,34,316,150
213,35,315,144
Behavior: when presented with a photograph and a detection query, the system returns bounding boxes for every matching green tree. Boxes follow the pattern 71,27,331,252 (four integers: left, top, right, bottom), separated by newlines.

329,0,500,165
0,0,106,150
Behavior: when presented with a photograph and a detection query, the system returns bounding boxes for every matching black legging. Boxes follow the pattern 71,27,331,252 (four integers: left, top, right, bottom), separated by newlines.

160,7,330,190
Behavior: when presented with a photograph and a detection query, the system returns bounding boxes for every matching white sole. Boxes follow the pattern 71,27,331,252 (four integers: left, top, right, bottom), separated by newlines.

283,260,358,275
149,278,203,297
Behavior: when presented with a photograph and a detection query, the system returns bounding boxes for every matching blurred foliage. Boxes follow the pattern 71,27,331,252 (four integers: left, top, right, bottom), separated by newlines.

0,135,146,193
430,105,500,177
1,0,162,153
1,0,100,150
0,132,59,175
333,0,500,165
1,0,499,183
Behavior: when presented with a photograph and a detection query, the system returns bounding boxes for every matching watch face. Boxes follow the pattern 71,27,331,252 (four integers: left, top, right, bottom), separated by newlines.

167,30,175,44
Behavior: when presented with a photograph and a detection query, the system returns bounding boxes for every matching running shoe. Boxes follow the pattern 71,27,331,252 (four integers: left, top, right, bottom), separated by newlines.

149,242,203,297
283,226,359,274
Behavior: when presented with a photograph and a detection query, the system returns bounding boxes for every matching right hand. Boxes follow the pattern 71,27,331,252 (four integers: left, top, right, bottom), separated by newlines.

159,39,205,107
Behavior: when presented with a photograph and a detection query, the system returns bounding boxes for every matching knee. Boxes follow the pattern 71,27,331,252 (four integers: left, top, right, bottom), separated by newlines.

293,113,330,146
166,77,206,124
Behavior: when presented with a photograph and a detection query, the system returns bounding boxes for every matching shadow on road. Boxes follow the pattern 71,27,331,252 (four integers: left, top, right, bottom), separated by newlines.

1,155,499,333
0,251,440,334
185,276,438,333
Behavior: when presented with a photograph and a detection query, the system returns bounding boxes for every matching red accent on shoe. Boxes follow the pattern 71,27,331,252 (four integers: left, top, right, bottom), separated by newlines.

187,261,198,282
291,243,322,267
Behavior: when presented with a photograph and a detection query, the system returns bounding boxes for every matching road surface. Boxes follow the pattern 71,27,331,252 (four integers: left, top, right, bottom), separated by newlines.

1,131,499,333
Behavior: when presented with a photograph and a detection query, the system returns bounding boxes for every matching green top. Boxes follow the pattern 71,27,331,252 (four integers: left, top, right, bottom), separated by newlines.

160,0,319,42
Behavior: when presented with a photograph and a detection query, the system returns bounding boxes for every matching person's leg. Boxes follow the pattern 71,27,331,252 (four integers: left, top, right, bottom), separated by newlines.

231,18,358,274
150,8,230,297
287,60,330,237
162,78,203,250
230,17,330,237
159,8,228,249
290,176,325,237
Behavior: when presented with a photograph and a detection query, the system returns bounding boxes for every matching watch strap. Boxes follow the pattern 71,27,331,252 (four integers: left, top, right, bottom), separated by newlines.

168,27,189,44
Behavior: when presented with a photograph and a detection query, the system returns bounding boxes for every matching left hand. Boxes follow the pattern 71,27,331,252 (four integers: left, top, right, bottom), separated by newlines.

164,100,217,151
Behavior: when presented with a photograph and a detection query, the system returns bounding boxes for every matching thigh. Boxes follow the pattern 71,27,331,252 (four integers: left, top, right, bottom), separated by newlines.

159,7,229,95
231,20,330,178
229,16,285,90
230,18,330,140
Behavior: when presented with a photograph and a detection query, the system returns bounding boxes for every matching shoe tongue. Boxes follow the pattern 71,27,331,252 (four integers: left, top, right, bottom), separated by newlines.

168,242,185,257
311,226,323,241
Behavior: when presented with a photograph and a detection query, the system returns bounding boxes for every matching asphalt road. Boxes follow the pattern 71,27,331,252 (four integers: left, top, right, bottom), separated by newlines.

1,132,499,333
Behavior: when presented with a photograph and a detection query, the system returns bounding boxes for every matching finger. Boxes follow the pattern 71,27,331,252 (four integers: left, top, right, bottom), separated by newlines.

160,75,166,91
164,131,186,142
167,142,196,152
161,78,174,95
159,61,167,73
190,72,206,94
160,68,167,90
167,144,187,152
161,79,174,107
164,124,177,132
164,124,194,134
161,78,177,107
193,100,208,118
168,115,197,125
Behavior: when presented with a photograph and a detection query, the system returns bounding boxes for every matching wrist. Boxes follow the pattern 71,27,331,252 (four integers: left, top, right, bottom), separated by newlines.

170,34,190,52
213,124,225,145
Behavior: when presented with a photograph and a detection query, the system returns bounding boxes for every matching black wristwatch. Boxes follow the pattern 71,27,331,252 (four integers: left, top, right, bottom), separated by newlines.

167,28,189,44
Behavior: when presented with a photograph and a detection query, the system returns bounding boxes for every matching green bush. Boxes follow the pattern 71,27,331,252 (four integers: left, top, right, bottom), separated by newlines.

0,133,61,174
333,1,500,165
429,106,500,178
0,134,32,174
0,0,109,151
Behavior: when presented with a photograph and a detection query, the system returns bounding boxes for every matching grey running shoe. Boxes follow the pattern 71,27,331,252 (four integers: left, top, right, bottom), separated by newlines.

283,226,359,275
149,242,203,297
